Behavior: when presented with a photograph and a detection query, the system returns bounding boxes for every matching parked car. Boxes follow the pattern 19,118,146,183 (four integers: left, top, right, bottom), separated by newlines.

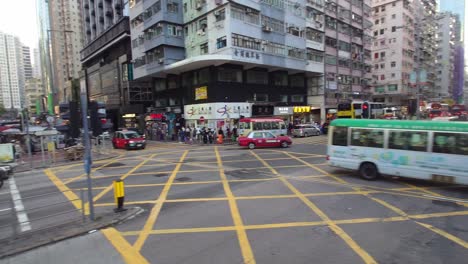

292,124,321,137
112,131,146,150
238,131,292,149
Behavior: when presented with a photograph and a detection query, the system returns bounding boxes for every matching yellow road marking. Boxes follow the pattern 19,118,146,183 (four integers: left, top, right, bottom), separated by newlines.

251,151,377,264
133,150,189,252
64,157,125,184
399,182,468,207
101,227,150,264
44,169,87,214
215,147,256,264
119,210,468,237
95,201,157,207
285,151,468,247
89,154,157,206
415,222,468,249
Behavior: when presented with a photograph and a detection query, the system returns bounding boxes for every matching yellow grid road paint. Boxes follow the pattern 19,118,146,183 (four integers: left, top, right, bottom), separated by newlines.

250,151,377,264
415,222,468,249
44,169,87,214
120,210,468,237
284,151,468,249
133,150,189,252
102,227,150,264
89,154,157,207
64,157,126,184
215,147,256,264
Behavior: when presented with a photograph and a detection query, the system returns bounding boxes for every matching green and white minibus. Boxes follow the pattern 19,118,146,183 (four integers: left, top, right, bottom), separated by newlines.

327,119,468,184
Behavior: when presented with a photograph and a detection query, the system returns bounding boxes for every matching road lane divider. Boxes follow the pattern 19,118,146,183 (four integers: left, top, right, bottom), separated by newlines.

8,176,31,232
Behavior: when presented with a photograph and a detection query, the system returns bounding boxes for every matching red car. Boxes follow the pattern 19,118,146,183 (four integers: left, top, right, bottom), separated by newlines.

238,131,292,149
112,131,146,150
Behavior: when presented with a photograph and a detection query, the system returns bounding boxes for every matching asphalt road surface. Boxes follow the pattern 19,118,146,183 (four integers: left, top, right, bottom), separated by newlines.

4,135,468,264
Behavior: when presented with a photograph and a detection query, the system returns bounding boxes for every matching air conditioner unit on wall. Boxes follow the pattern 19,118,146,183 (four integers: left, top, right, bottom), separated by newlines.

262,26,272,32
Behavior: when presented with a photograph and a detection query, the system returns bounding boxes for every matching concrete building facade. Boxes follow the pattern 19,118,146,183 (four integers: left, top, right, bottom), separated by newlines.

22,46,33,81
129,0,330,125
323,0,373,109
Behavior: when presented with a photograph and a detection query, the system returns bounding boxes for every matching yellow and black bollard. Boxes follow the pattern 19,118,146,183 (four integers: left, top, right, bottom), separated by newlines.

113,179,127,212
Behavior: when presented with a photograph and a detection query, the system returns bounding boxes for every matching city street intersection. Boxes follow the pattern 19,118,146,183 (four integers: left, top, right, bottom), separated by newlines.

5,136,468,263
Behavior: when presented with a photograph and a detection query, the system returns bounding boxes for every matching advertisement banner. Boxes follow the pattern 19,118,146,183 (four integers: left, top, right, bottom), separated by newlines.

0,143,14,163
195,86,208,100
184,103,252,120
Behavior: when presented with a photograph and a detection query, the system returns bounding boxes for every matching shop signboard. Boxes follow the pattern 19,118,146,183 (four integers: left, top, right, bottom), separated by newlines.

0,143,14,163
293,106,311,113
184,103,252,120
195,86,208,100
273,107,293,115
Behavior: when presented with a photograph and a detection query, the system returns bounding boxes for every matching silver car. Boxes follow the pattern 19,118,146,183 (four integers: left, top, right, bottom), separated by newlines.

292,124,321,137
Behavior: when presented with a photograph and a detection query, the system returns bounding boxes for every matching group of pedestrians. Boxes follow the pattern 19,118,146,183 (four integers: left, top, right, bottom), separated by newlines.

177,126,238,145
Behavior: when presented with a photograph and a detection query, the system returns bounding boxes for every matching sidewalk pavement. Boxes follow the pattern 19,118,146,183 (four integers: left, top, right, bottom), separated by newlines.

0,230,126,264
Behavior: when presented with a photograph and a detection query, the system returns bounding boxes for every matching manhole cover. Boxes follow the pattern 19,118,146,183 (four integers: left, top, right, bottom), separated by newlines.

104,162,126,168
176,177,192,182
154,173,169,177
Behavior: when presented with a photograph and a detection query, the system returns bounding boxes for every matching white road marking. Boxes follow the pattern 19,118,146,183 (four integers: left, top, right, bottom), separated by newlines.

9,177,31,232
0,208,11,212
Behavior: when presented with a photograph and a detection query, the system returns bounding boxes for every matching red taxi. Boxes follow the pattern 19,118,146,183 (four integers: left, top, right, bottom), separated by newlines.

112,131,146,150
238,131,292,149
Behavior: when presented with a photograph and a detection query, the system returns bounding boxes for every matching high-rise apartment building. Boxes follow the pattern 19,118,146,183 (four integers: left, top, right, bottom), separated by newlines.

434,12,458,99
323,0,373,109
80,0,152,130
33,48,42,79
37,0,54,113
48,0,85,102
370,0,437,107
22,46,33,80
130,0,328,126
0,32,26,110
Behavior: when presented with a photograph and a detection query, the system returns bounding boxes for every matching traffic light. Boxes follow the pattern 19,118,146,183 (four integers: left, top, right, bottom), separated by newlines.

89,101,103,137
362,102,370,119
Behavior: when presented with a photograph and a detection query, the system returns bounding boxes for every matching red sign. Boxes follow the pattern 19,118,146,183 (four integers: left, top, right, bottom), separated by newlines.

199,116,205,123
150,113,163,120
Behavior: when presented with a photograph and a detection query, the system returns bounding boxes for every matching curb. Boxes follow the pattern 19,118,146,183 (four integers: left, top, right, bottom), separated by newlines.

0,207,143,259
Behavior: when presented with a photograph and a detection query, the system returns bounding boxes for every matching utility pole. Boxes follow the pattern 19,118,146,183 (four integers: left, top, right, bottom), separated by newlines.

80,73,94,220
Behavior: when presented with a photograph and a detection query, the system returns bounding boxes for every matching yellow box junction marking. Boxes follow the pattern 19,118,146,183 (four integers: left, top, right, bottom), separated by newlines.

250,151,377,264
44,169,87,214
101,227,150,264
133,150,189,252
215,147,256,264
283,151,468,249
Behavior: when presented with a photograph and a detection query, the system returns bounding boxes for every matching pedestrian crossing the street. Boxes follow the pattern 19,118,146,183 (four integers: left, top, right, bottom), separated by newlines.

291,135,328,145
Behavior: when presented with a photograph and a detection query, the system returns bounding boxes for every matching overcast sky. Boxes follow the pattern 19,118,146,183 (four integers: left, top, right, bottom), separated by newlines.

0,0,38,55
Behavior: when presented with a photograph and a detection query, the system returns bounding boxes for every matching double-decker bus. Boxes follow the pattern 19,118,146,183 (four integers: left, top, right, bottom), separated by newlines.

327,119,468,184
337,101,385,119
238,118,287,137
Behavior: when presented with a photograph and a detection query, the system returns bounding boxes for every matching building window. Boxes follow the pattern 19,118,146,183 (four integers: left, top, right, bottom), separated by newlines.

380,29,384,35
215,8,225,21
380,74,385,80
391,73,396,78
391,61,396,67
380,17,385,23
380,39,385,45
388,84,397,91
183,3,187,12
272,72,288,86
380,52,385,58
290,75,304,87
392,14,396,19
374,19,379,25
254,93,269,102
307,49,324,62
218,67,242,82
200,42,208,54
325,55,337,65
305,28,323,42
167,1,179,13
232,34,261,50
374,53,379,59
392,2,396,7
216,36,227,49
392,26,396,32
374,30,378,36
374,64,378,70
247,70,268,84
291,95,304,103
380,63,385,69
167,24,182,36
279,95,288,103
